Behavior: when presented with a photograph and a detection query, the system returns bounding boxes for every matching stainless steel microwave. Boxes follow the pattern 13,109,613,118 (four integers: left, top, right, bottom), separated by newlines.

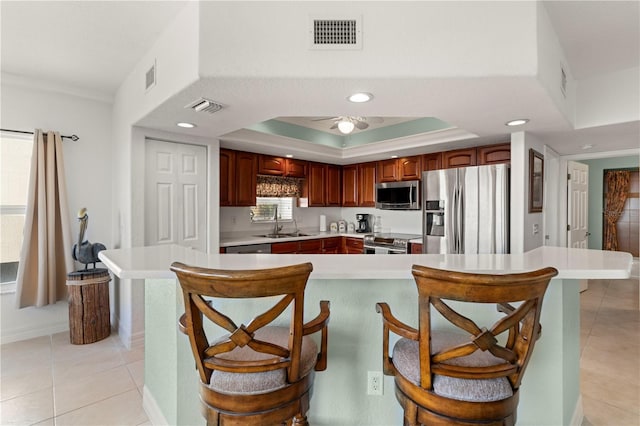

375,180,420,210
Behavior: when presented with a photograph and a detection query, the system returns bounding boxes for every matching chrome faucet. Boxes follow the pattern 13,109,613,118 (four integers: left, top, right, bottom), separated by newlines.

272,204,282,235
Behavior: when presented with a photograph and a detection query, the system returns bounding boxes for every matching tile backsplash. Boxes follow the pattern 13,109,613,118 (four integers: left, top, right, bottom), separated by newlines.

220,205,422,235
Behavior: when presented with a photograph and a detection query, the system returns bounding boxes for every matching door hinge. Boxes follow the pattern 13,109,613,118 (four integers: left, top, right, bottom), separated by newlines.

567,224,570,231
567,173,571,180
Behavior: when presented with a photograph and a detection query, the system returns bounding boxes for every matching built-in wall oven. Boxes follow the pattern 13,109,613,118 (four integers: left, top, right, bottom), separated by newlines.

363,233,421,254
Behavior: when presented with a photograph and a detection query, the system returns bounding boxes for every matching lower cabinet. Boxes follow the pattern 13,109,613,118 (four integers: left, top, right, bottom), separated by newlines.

410,242,423,254
322,237,341,254
343,237,364,254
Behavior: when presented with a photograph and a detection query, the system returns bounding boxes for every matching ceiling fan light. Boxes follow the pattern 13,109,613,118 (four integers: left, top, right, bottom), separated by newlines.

337,120,355,134
348,92,373,103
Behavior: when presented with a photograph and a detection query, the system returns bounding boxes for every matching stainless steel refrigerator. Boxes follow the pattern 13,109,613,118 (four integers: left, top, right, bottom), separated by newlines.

422,164,509,254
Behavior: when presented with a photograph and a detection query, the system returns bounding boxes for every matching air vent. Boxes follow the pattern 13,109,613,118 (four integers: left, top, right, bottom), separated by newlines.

309,16,362,50
145,61,156,91
185,98,224,114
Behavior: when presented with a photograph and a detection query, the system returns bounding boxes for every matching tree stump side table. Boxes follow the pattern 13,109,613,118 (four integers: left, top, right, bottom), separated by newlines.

66,268,111,344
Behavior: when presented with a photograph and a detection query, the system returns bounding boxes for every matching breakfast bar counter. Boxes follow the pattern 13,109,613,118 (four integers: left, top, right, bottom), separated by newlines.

99,246,631,426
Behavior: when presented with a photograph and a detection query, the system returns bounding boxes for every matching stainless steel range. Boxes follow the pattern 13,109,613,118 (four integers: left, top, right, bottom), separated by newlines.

363,233,421,254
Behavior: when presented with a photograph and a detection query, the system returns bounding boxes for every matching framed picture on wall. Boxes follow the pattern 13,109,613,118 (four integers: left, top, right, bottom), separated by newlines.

529,149,544,213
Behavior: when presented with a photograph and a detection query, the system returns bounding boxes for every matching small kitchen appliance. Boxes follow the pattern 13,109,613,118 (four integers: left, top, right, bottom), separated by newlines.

355,213,371,233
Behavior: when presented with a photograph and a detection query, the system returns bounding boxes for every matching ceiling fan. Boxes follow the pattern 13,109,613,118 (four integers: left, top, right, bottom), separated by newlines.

312,116,383,134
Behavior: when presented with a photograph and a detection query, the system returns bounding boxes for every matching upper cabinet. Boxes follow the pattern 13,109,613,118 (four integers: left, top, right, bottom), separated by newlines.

285,159,308,178
358,162,376,207
377,156,421,182
220,149,236,206
422,152,442,171
258,155,286,175
442,148,477,169
477,143,511,165
342,164,358,207
258,155,308,177
308,162,342,207
235,151,258,206
221,149,257,206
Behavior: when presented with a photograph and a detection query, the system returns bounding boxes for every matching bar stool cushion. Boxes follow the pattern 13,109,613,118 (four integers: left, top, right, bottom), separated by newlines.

392,331,513,402
209,326,319,395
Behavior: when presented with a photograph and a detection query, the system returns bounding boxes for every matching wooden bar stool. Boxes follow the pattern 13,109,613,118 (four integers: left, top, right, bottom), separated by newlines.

171,261,329,426
376,265,558,426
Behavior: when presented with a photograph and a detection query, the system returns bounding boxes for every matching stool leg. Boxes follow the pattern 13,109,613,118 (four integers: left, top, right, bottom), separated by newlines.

293,414,308,426
403,401,418,426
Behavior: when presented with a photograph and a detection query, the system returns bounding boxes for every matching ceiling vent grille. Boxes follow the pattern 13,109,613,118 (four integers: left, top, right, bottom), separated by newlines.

310,16,362,50
185,98,224,114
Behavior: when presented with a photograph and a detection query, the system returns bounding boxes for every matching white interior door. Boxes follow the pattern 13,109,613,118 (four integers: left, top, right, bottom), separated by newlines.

567,161,590,249
568,160,589,292
145,139,207,252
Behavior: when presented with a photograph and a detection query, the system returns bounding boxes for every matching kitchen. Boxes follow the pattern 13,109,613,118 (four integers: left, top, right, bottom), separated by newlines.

219,142,511,255
1,1,638,425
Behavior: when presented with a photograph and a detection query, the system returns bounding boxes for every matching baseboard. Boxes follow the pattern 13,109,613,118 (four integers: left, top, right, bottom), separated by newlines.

143,385,169,426
570,395,584,426
0,321,68,345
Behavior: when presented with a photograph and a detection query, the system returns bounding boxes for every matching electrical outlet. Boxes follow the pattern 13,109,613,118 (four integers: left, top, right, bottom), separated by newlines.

367,371,383,395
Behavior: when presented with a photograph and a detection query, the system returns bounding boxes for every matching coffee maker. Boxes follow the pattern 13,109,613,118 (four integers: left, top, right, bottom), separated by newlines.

355,213,371,233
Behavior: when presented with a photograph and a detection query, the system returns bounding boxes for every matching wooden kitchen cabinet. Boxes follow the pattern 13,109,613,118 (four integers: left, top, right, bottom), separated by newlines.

342,237,364,254
377,156,421,182
326,164,342,206
443,148,477,169
398,156,422,180
285,159,308,178
422,152,442,171
342,164,358,207
235,151,258,206
410,242,423,254
271,241,298,254
377,159,399,183
477,143,510,165
298,239,322,254
308,162,326,207
322,237,341,254
258,155,285,175
219,149,236,206
358,162,376,207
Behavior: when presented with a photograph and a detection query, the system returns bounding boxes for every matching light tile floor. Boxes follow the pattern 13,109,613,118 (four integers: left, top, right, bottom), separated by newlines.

1,274,638,425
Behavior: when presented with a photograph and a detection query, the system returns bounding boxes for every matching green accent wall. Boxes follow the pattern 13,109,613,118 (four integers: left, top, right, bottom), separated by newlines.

581,155,639,250
248,117,453,148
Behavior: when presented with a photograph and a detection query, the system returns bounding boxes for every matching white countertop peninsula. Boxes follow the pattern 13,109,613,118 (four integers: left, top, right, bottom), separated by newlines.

99,246,631,426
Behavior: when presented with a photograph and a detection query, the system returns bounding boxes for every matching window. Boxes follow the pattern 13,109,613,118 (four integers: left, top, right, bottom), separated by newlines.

250,197,294,223
1,135,32,287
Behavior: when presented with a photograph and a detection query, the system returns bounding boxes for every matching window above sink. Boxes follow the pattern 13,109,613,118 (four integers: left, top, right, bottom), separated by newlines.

250,197,294,223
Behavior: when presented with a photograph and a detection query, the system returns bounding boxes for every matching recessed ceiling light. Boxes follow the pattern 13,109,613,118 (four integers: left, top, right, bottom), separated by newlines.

177,122,196,128
391,155,398,159
347,92,373,103
582,144,594,150
505,119,529,127
286,154,294,158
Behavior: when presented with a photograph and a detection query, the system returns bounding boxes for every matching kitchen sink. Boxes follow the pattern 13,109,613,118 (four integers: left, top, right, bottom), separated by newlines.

255,232,316,238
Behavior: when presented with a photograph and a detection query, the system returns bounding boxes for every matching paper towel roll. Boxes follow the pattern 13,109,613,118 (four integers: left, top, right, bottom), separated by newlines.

319,214,327,232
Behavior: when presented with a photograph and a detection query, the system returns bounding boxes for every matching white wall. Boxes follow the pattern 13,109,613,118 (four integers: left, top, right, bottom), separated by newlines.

0,79,113,343
510,131,546,254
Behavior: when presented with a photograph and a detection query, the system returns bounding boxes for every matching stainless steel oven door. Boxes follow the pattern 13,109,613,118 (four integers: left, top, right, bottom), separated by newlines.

363,245,407,254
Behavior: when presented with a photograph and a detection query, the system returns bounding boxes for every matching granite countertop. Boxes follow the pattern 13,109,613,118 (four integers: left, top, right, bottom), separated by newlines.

99,244,632,281
219,230,367,247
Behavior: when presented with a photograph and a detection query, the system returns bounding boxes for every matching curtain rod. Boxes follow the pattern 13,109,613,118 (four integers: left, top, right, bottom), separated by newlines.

0,128,80,141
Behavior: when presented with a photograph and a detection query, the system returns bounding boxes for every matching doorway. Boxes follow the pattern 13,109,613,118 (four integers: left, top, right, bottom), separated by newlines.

603,169,639,257
144,139,208,252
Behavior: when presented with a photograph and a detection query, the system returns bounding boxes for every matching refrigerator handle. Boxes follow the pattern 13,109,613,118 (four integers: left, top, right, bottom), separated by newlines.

452,185,459,253
457,185,464,254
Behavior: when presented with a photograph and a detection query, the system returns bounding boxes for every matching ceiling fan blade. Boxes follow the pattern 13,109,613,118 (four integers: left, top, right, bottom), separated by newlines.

329,123,339,129
354,121,369,130
311,117,339,121
367,117,384,124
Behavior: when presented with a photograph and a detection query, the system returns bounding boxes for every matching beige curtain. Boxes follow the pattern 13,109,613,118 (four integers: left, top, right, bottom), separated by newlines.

15,130,74,307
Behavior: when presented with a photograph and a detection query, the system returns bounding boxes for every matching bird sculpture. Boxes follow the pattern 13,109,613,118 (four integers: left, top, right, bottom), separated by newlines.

72,208,106,270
